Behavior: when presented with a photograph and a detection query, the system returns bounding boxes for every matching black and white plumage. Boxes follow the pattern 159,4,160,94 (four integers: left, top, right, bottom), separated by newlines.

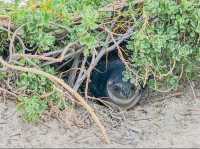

90,57,143,109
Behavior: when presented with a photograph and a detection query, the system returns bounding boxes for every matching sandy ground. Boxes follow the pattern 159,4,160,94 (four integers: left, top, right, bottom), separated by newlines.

1,84,200,148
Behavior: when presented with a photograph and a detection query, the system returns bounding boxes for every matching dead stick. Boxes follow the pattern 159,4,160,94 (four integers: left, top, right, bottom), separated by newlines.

0,57,110,144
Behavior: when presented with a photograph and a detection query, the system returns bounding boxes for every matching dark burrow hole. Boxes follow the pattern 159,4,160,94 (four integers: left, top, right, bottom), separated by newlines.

89,50,145,109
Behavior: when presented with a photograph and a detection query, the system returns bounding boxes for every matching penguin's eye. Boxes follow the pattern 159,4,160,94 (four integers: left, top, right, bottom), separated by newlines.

113,84,120,91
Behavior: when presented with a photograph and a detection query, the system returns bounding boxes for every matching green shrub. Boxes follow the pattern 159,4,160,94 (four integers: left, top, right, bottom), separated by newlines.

16,61,68,122
17,96,48,122
7,0,112,53
126,0,200,91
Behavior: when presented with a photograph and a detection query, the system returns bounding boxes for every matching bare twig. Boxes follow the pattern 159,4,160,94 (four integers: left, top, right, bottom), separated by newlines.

42,48,83,66
13,42,78,63
67,54,81,87
84,51,97,99
8,24,26,62
73,56,88,90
